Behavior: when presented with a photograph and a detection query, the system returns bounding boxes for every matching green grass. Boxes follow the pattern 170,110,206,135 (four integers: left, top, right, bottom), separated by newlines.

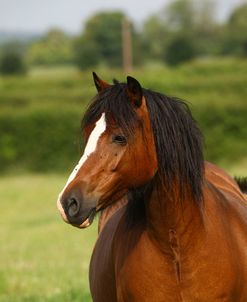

0,174,97,302
1,168,246,301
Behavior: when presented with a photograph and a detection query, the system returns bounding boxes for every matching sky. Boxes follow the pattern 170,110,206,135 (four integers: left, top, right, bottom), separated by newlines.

0,0,246,34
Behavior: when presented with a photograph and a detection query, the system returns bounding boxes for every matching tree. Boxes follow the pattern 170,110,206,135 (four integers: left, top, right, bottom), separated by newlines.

27,29,74,65
223,3,247,56
140,0,219,64
74,11,126,69
161,0,195,32
74,37,100,69
140,15,171,63
165,35,196,66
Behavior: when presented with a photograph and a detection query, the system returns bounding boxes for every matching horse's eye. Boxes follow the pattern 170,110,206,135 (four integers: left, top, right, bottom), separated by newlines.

112,134,127,146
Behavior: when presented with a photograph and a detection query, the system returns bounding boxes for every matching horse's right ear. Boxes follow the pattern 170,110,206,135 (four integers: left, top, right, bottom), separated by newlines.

92,72,111,92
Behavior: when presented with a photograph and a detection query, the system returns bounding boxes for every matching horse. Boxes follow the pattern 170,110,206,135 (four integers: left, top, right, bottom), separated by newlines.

57,73,247,301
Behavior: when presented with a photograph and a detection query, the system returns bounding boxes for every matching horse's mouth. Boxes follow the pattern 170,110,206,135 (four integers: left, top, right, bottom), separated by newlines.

73,207,97,229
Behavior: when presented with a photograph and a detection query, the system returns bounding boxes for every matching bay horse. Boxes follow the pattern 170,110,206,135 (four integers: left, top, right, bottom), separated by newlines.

57,73,247,301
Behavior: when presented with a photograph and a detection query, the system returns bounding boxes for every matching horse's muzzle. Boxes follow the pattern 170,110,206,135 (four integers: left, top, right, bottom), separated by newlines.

57,188,97,228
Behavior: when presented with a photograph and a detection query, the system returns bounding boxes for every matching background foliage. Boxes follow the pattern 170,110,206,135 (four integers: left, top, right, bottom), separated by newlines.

0,59,246,175
74,12,125,69
27,29,74,66
1,0,247,71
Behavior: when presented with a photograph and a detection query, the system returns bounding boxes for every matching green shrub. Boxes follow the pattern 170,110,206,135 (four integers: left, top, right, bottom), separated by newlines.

165,35,196,66
193,105,247,165
0,109,83,172
0,52,26,75
0,104,246,173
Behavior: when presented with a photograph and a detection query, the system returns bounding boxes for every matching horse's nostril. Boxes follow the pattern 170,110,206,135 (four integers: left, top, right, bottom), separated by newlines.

67,198,80,217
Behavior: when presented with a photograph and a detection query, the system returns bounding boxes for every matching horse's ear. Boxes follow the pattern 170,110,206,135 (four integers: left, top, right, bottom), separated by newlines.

92,72,111,92
126,76,143,107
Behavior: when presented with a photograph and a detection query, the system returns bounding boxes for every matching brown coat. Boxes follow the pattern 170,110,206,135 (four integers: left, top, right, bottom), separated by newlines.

90,162,247,301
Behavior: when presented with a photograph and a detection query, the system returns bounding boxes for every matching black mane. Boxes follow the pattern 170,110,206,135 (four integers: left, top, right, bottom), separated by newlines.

82,81,204,225
235,177,247,194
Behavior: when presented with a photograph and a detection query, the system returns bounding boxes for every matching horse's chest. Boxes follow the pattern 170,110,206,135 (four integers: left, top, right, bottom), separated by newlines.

115,233,181,301
114,232,245,302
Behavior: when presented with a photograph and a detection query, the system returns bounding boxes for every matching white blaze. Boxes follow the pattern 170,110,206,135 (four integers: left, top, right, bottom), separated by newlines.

57,113,106,204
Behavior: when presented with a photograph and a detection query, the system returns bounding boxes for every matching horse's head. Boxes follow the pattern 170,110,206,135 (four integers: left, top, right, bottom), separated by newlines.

57,73,158,228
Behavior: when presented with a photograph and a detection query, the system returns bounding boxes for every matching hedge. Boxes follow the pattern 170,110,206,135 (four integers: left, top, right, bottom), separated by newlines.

0,104,246,173
0,109,83,172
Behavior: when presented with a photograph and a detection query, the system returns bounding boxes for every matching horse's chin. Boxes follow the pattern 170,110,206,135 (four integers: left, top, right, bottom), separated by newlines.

73,218,91,228
72,208,97,229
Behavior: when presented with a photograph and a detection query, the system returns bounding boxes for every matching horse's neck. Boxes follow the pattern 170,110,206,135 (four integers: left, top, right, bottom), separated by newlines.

145,185,204,252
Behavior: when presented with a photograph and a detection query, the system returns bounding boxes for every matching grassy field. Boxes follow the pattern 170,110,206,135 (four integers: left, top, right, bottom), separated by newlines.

1,171,247,302
0,174,97,302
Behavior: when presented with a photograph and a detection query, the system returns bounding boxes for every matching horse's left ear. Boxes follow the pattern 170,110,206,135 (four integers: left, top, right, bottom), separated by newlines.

93,72,111,92
126,76,143,107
